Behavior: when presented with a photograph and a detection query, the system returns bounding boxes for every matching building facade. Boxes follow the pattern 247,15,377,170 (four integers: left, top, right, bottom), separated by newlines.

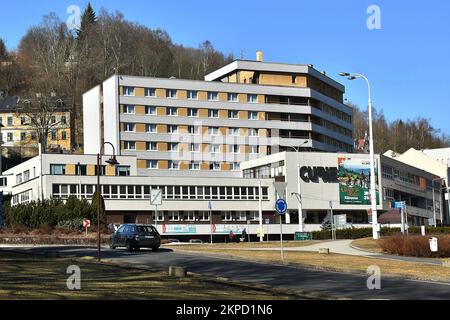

83,55,353,178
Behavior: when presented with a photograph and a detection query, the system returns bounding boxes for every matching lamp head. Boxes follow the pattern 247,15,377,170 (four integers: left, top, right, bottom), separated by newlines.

106,155,119,166
348,76,357,80
339,72,350,77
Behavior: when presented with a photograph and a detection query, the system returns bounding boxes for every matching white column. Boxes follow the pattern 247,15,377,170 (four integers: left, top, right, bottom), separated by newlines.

258,180,263,242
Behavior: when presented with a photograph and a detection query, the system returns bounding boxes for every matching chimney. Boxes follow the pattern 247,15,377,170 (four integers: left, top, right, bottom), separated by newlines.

256,50,263,62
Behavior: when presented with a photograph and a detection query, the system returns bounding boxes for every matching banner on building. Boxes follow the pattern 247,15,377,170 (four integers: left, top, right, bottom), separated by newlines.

162,224,197,234
213,224,246,234
338,157,380,205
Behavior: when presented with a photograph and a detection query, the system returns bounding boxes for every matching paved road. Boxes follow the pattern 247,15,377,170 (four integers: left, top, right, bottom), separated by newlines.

2,246,449,300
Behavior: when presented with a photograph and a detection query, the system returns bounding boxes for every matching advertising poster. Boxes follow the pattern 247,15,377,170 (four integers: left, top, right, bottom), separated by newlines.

213,224,246,234
162,224,197,234
338,157,379,205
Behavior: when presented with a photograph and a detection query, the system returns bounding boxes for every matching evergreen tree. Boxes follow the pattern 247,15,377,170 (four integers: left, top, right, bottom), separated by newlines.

0,39,8,60
76,3,97,39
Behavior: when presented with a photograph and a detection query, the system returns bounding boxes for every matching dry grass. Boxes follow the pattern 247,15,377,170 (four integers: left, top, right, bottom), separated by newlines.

351,238,384,253
172,247,450,283
0,252,297,300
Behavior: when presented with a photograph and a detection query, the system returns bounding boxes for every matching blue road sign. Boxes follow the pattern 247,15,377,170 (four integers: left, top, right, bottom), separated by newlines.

392,201,406,209
275,199,287,215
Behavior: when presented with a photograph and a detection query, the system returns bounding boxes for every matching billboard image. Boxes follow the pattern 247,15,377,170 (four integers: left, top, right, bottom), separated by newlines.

338,157,379,205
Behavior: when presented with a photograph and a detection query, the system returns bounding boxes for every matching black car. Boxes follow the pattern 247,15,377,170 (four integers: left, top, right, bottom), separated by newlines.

110,224,161,252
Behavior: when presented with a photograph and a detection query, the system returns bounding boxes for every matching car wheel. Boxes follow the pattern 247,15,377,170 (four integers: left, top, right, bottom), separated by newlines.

151,247,159,252
134,246,140,251
126,241,134,252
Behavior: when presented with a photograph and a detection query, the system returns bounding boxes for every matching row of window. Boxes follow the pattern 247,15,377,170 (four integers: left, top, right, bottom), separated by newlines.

0,115,67,126
122,87,259,103
124,141,261,154
145,160,241,171
49,164,131,176
123,105,260,120
16,168,37,185
382,165,434,191
3,131,68,142
151,211,261,222
123,123,262,137
52,184,270,201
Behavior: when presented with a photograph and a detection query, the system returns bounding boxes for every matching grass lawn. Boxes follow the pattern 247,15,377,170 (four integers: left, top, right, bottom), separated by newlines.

351,238,384,253
0,251,300,300
171,247,450,283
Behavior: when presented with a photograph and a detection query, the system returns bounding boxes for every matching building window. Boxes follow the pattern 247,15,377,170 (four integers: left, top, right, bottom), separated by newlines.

169,143,179,151
20,132,26,141
7,133,13,142
145,88,156,97
210,144,220,153
207,92,218,101
184,211,196,221
248,94,257,103
208,109,218,118
124,141,136,150
168,125,178,134
124,123,135,132
231,145,239,153
248,128,258,136
146,142,157,151
123,87,135,96
188,125,199,135
188,108,198,117
190,143,200,152
7,117,13,126
210,162,220,170
61,131,67,140
76,164,87,176
221,211,233,221
236,211,246,221
166,89,177,99
50,116,56,124
169,211,180,221
231,162,240,171
50,164,66,175
168,161,179,170
61,116,66,125
189,162,200,170
228,93,238,102
51,131,57,140
199,211,210,221
16,173,23,185
249,145,259,154
20,117,27,125
187,90,198,100
167,107,178,116
250,211,260,221
229,127,239,136
228,110,239,119
124,105,135,114
145,106,156,115
31,132,37,140
115,166,130,176
208,127,218,135
146,160,158,169
248,111,258,120
146,124,157,133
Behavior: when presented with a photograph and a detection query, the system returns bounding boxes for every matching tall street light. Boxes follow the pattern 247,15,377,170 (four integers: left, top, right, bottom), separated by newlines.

339,72,379,239
96,142,119,261
287,141,309,232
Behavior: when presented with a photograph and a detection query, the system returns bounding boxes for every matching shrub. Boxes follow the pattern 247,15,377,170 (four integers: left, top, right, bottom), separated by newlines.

379,234,450,258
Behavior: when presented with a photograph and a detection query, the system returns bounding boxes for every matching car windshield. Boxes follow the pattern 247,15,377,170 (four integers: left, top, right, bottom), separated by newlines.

137,226,158,235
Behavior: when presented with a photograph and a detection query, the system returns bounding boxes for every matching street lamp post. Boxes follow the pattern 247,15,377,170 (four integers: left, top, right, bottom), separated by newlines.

287,141,308,232
339,72,379,239
96,142,119,261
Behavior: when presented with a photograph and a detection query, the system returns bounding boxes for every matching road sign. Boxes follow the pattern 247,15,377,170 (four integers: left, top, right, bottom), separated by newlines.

295,232,312,241
392,201,406,209
275,199,287,215
265,218,270,225
83,219,91,229
150,189,162,205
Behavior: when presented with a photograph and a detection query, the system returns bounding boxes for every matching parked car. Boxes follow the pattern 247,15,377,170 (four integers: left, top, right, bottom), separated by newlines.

168,239,180,243
110,224,161,252
189,239,203,244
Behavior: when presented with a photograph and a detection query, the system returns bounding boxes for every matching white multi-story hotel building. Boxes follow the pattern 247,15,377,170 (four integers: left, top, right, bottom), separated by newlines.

83,53,353,177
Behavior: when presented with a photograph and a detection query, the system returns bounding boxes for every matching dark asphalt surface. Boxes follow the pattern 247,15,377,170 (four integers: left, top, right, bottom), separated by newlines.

3,246,450,300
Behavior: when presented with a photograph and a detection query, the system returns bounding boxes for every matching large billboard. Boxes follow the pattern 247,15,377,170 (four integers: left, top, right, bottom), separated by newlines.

338,157,379,205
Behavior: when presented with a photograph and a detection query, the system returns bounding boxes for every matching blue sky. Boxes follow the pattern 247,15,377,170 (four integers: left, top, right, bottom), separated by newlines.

1,0,449,134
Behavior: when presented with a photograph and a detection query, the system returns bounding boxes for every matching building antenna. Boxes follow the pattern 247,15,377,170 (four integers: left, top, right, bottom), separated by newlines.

239,50,245,60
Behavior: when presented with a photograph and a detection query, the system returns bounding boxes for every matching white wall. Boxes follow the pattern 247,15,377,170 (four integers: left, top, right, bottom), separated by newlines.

82,85,101,154
103,76,120,155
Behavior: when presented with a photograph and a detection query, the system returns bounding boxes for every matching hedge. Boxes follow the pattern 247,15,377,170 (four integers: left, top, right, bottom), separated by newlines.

3,195,105,231
311,226,450,240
